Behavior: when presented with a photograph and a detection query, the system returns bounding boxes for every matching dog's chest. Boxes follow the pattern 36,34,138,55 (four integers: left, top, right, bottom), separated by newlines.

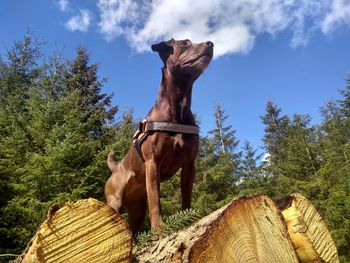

145,132,198,163
173,133,184,148
158,133,198,173
167,133,196,155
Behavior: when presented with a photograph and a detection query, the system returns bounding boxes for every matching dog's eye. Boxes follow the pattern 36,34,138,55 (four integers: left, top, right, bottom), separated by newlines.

181,40,189,46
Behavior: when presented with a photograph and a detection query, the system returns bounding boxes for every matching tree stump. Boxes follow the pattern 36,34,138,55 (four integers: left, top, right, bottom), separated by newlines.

278,193,339,263
19,199,132,263
136,195,299,263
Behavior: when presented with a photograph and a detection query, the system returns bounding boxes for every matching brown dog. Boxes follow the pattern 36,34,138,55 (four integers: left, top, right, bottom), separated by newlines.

105,38,213,234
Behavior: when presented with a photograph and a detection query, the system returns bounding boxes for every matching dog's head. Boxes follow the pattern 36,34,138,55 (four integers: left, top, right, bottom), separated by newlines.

151,38,213,81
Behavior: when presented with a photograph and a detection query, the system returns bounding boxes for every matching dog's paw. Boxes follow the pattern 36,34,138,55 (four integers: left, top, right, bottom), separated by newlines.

150,229,167,241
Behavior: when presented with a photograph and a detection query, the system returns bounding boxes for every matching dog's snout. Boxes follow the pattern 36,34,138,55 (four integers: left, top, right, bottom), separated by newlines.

205,41,214,47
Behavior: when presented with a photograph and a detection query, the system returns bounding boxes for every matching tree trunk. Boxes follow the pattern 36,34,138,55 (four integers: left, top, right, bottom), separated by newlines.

278,193,339,263
15,199,132,263
136,195,299,263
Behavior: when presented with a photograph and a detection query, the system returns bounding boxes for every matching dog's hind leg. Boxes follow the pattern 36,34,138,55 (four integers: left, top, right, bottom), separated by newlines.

105,154,128,212
126,198,147,235
105,172,125,213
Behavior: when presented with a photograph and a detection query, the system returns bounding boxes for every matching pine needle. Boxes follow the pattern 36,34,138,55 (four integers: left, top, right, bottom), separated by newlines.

135,208,200,245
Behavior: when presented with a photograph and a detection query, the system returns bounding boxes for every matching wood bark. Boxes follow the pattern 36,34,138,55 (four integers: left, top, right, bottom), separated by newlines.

136,195,299,263
278,193,339,263
15,199,132,263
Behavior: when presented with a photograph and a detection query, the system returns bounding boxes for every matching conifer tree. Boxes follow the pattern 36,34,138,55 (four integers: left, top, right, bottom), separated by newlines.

0,38,119,255
63,46,117,137
111,109,137,160
259,101,297,198
279,114,320,180
193,104,241,214
339,75,350,117
261,101,289,161
238,141,263,194
0,34,46,254
208,103,238,154
317,80,350,260
260,101,290,182
240,141,261,178
22,45,118,201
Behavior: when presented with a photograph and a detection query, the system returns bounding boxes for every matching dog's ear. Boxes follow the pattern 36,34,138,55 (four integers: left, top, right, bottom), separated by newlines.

151,38,175,65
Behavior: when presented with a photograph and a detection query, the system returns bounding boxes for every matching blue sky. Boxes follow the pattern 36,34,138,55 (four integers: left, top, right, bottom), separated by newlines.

1,0,350,153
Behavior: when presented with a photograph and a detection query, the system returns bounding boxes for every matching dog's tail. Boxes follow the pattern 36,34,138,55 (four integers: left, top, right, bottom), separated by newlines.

107,150,117,171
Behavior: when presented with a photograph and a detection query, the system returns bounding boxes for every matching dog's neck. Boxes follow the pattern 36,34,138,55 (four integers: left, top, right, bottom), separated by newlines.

148,68,196,125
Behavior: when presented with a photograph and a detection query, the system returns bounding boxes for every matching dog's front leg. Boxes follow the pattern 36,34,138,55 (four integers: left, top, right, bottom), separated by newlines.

145,161,163,230
181,161,195,210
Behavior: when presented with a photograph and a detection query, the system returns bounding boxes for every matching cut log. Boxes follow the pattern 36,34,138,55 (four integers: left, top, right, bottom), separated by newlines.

18,199,132,263
278,193,339,263
16,194,338,263
136,195,299,263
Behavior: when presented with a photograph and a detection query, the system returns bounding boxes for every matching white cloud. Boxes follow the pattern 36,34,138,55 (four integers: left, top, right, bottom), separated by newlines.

65,9,92,32
322,0,350,34
289,1,329,47
58,0,69,12
69,0,350,58
97,0,140,41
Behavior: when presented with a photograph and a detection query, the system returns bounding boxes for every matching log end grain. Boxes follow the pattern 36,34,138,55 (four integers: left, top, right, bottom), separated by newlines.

22,198,132,263
279,193,339,263
189,195,299,263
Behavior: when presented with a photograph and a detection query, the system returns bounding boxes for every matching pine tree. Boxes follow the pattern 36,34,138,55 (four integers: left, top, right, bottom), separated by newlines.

240,141,261,179
278,114,320,181
0,34,46,254
63,46,117,138
339,75,350,117
317,80,350,260
22,46,118,201
208,103,238,154
0,38,119,255
111,109,138,161
193,104,241,215
261,101,289,162
260,101,290,188
238,141,264,194
259,101,298,199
